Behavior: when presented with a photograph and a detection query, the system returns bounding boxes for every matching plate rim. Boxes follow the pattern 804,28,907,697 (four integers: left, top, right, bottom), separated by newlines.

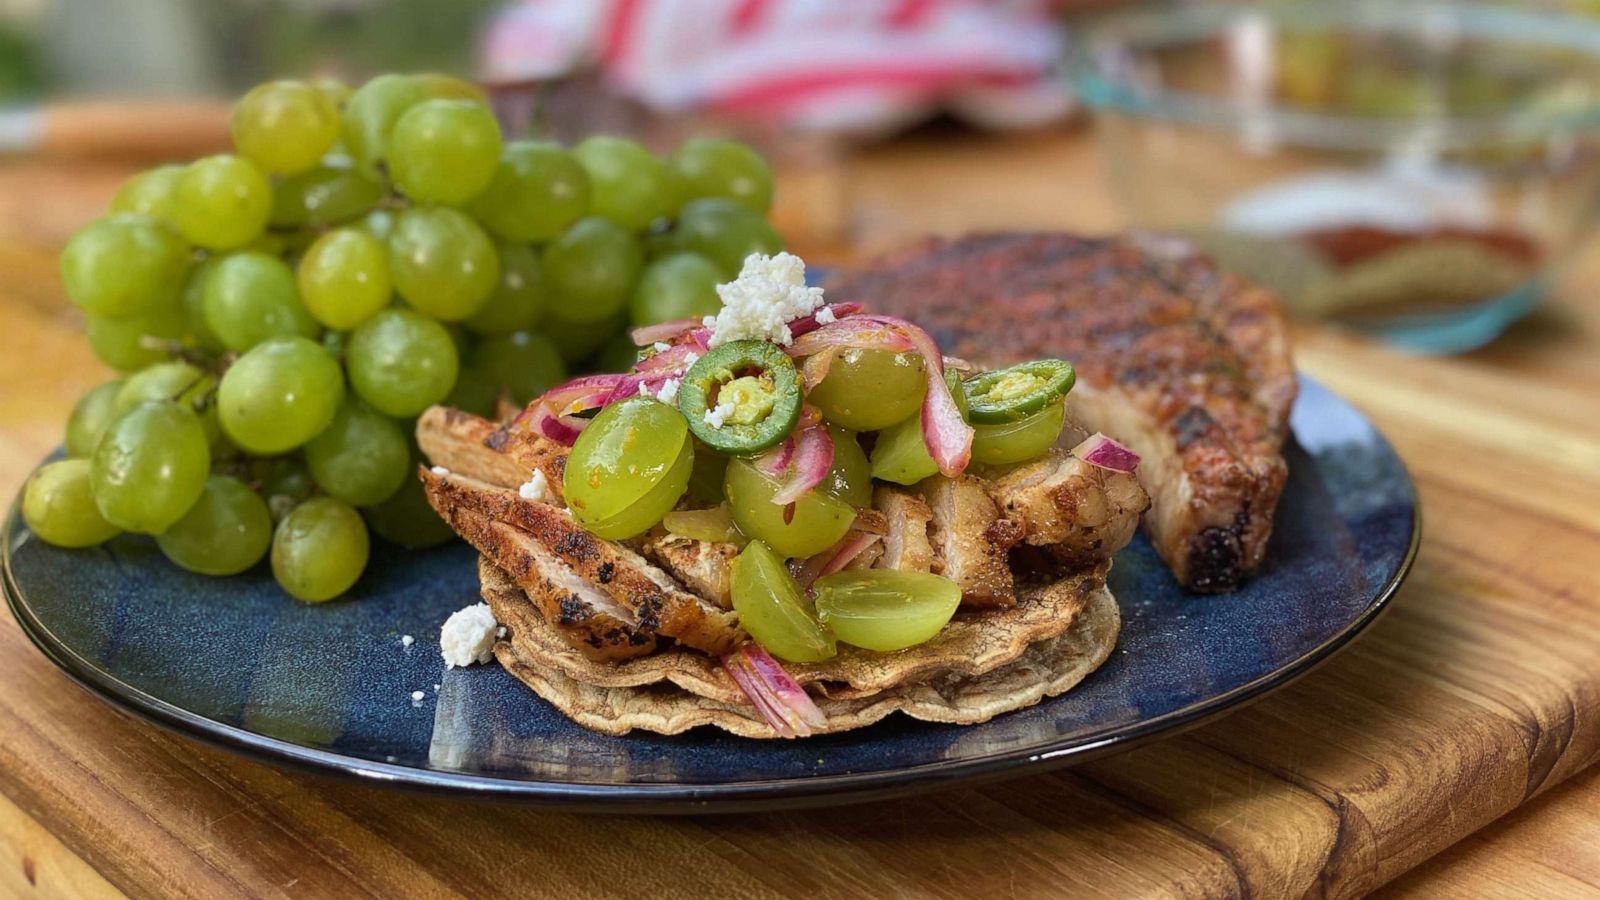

3,380,1421,813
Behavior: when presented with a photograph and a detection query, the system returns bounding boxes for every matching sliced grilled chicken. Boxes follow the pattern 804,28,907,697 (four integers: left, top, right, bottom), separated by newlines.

872,485,935,573
421,468,745,656
988,449,1149,570
482,422,570,503
641,529,738,609
416,405,530,490
920,475,1022,608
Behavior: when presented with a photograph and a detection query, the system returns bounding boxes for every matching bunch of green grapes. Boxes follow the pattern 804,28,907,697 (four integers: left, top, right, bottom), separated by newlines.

26,72,782,602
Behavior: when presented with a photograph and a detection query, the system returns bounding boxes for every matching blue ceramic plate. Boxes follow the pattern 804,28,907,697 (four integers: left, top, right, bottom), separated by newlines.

5,378,1416,812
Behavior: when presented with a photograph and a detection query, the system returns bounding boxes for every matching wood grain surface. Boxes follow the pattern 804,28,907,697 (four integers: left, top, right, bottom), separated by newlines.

2,131,1598,898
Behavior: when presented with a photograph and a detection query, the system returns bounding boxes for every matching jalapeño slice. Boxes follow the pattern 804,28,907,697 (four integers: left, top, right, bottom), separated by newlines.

678,339,802,454
960,359,1075,424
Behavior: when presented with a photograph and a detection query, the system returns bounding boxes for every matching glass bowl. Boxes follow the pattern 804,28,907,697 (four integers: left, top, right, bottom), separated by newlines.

1069,1,1600,353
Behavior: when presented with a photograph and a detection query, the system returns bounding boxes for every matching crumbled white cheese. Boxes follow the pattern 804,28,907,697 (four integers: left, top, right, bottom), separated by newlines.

496,626,507,638
654,378,680,406
681,352,699,367
653,341,672,352
430,466,449,475
814,305,836,325
440,602,499,668
410,690,425,702
400,634,414,648
704,400,735,430
518,470,554,503
705,251,824,347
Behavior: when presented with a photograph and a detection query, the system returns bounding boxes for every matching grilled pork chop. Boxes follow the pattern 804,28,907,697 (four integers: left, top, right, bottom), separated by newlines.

832,233,1295,592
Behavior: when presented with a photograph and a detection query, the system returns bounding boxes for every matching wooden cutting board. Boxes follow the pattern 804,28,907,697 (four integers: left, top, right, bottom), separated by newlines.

1,137,1598,897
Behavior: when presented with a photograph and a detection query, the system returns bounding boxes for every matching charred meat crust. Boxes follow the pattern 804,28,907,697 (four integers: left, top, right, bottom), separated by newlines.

834,233,1294,592
987,450,1149,571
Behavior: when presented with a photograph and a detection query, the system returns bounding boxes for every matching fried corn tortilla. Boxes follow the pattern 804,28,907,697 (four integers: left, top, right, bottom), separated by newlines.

479,560,1121,737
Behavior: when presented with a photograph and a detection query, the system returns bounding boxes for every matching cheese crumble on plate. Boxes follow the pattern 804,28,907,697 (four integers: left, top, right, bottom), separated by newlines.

705,251,825,347
440,602,499,668
518,469,555,503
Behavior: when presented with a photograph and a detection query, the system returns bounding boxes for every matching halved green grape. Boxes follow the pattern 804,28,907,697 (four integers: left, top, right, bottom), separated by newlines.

572,136,673,231
156,474,272,575
470,141,590,242
594,332,642,374
542,216,643,325
231,80,341,175
670,138,774,212
723,456,855,559
303,401,411,506
202,251,319,351
113,361,211,417
179,259,224,351
467,330,567,407
463,243,548,336
346,308,459,417
271,496,369,602
364,468,456,549
251,456,316,522
687,446,728,504
85,299,186,371
730,540,835,663
341,73,429,172
809,348,926,432
60,216,187,318
172,155,272,250
217,336,344,454
823,427,872,508
109,165,184,224
298,228,391,330
868,413,937,486
970,399,1066,466
628,252,723,326
269,165,383,228
65,380,124,458
91,400,210,534
387,206,499,321
23,459,120,548
813,570,961,652
388,99,502,204
670,197,784,277
563,397,693,540
662,504,745,545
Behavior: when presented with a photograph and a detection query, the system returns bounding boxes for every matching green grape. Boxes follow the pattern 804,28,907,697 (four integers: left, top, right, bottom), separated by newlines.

823,427,872,508
813,570,961,652
687,447,728,504
172,155,272,251
109,165,184,224
572,136,673,231
364,468,455,549
670,197,784,277
542,309,627,363
724,456,855,558
85,299,186,371
271,496,369,602
303,401,411,506
314,77,351,109
970,400,1066,466
23,459,121,548
869,413,937,486
443,360,497,418
595,332,642,373
543,216,642,324
203,252,319,351
65,380,124,457
670,138,774,212
298,228,391,330
346,309,458,417
388,99,503,204
628,253,723,326
730,540,835,663
468,330,566,406
563,398,693,540
341,73,429,172
463,242,549,336
231,79,341,175
412,72,487,101
269,165,383,228
470,141,590,242
387,206,499,321
91,400,210,534
252,456,316,521
218,337,344,454
114,361,211,417
178,259,224,352
60,216,188,318
156,474,272,575
810,349,926,432
359,208,395,241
